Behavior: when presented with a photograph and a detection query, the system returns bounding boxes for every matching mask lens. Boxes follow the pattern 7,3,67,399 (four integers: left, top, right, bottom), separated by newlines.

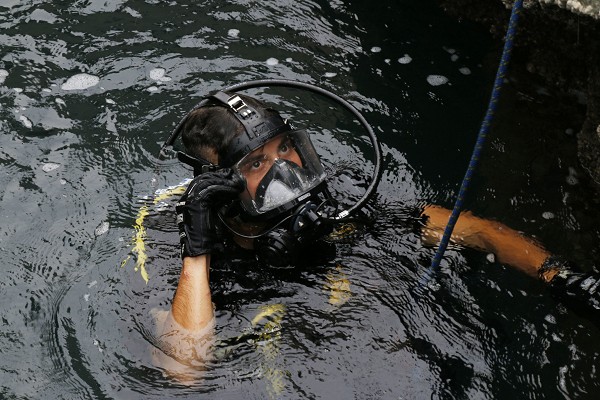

234,130,326,216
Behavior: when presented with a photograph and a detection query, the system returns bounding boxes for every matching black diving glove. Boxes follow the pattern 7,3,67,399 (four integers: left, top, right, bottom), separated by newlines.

176,169,244,258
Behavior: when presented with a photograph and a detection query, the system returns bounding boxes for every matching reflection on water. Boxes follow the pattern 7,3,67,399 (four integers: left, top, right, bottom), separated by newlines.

1,0,599,398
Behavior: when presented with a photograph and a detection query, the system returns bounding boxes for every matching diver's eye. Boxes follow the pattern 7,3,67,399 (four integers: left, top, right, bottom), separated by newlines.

279,140,292,154
251,160,262,169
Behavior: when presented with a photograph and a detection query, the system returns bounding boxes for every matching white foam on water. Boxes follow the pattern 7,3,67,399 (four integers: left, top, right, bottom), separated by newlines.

459,67,471,75
42,162,60,172
451,54,459,62
14,88,23,93
60,179,67,185
324,72,337,78
286,57,293,62
444,47,456,54
147,86,159,92
29,9,58,23
95,221,109,236
228,28,240,38
84,294,90,302
0,0,20,8
542,211,555,220
149,68,163,80
106,99,116,104
61,73,100,90
149,68,166,81
371,46,381,53
123,7,141,18
93,339,104,353
87,280,98,288
426,75,448,86
266,57,279,66
19,115,32,128
55,98,66,106
398,54,412,64
42,88,51,93
0,69,8,84
486,253,496,263
544,314,557,324
155,202,170,213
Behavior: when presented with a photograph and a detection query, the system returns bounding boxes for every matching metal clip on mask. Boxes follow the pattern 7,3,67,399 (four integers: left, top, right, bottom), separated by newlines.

160,79,382,267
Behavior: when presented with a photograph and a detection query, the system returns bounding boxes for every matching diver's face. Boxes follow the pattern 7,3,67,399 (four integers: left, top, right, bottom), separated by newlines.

236,134,302,199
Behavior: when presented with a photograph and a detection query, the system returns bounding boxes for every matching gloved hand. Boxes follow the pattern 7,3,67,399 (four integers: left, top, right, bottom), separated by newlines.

176,169,244,258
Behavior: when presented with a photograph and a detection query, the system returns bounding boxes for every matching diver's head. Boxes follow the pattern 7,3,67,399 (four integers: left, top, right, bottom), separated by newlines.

179,92,329,222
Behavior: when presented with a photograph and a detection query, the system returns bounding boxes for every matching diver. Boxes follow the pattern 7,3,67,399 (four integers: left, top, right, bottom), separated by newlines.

153,85,600,379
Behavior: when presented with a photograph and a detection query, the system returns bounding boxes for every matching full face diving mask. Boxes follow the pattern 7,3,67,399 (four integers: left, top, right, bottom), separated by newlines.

233,130,327,218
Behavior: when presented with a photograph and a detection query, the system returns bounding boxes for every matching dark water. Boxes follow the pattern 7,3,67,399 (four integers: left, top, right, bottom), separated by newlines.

1,0,599,398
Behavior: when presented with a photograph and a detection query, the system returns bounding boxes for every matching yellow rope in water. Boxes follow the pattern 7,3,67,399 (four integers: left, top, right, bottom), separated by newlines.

121,184,187,284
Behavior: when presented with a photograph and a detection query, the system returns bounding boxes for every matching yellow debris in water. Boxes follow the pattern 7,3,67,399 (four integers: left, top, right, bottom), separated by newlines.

122,184,187,284
326,264,351,305
252,303,286,326
251,303,287,399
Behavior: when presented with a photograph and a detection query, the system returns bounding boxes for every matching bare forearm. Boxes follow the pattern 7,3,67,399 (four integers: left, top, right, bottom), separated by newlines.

421,205,550,277
171,255,214,331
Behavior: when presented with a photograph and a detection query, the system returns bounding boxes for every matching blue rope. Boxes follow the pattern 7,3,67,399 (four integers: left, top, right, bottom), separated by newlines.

420,0,524,285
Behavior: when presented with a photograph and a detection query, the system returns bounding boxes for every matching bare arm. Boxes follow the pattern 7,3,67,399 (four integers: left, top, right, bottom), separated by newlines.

151,255,215,381
420,205,550,277
171,255,214,331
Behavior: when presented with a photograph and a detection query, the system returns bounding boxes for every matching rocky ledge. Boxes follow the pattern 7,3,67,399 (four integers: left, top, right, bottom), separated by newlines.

512,0,600,19
438,0,600,185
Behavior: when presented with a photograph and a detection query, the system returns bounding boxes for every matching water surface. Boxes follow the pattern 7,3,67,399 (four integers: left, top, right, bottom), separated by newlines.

1,0,599,399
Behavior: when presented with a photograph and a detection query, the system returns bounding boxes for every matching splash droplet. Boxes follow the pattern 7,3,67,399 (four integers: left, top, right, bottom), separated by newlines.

266,57,279,66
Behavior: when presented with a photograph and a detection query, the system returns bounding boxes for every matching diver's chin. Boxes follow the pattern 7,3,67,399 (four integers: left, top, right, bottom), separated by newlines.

225,216,265,250
232,234,254,250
